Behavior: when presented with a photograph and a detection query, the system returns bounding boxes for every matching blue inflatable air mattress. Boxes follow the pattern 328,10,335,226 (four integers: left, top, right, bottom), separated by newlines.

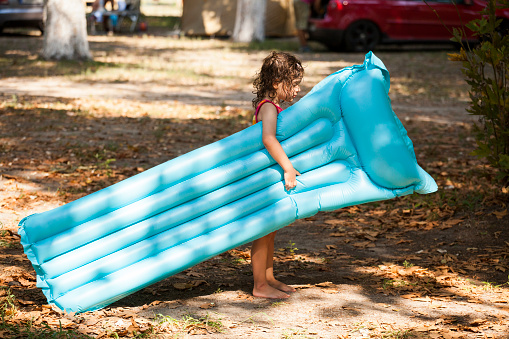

18,52,437,313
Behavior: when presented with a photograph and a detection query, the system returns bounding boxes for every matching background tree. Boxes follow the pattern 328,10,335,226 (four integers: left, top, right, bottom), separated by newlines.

42,0,91,60
232,0,266,42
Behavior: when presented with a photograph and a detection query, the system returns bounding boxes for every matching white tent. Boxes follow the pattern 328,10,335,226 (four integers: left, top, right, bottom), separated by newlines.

181,0,297,37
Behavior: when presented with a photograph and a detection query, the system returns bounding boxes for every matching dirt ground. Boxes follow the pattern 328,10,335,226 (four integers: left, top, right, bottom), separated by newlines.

1,32,509,339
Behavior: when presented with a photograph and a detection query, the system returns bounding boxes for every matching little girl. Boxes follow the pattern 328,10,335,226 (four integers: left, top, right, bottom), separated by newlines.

251,51,304,299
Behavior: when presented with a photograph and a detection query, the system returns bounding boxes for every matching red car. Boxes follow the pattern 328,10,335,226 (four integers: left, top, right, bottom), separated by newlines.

308,0,509,52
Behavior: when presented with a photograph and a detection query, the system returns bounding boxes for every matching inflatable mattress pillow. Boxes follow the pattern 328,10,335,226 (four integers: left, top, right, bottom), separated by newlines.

18,51,437,313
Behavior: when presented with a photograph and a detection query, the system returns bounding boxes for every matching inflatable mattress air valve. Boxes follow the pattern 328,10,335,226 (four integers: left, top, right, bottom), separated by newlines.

18,52,437,313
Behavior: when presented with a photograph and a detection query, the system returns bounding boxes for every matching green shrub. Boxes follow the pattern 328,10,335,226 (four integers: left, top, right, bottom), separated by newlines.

447,0,509,185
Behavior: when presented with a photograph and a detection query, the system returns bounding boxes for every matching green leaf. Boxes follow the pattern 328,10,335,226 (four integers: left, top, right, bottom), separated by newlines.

449,0,509,185
498,154,509,170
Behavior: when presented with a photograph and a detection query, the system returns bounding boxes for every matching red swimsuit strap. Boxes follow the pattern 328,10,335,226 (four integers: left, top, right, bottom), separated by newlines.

254,99,283,123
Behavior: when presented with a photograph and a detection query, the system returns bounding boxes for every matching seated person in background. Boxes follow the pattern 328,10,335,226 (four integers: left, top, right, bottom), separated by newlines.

92,0,115,11
91,0,116,33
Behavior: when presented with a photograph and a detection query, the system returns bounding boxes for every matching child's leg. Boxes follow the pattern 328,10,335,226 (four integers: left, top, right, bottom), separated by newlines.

265,232,296,293
251,233,289,299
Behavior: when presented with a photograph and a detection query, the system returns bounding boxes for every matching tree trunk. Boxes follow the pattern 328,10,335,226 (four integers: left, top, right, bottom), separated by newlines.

232,0,266,43
42,0,91,60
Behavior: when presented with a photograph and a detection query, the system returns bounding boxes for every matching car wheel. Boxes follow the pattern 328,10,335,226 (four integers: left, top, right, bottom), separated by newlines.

343,20,380,52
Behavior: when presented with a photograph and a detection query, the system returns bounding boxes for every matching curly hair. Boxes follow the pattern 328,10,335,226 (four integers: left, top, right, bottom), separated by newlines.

252,51,304,109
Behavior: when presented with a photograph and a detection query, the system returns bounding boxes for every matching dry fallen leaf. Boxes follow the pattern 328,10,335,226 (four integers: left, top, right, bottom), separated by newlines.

315,281,336,288
293,284,313,289
173,283,191,290
352,241,374,248
199,302,216,309
413,325,438,332
46,317,74,328
186,271,205,278
491,298,508,303
324,219,343,225
341,306,357,311
493,209,507,219
495,266,506,272
173,280,207,290
234,293,255,300
469,319,487,326
329,232,345,237
491,324,508,331
467,299,482,304
401,293,422,300
444,218,464,226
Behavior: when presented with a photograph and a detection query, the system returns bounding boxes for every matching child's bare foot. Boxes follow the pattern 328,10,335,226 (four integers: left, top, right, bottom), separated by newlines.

268,278,296,293
253,284,290,299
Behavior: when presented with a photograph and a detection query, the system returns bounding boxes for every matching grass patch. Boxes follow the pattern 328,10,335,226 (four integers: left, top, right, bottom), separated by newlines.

382,330,415,339
0,53,114,78
0,287,16,320
0,240,17,248
155,313,223,334
281,328,315,338
0,288,91,339
144,15,180,31
0,321,93,339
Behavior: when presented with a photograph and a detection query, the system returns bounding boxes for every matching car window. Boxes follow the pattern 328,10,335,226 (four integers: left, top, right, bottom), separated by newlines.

19,0,43,5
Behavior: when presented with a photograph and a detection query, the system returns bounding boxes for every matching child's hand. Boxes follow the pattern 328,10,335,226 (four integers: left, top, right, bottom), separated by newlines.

284,168,301,191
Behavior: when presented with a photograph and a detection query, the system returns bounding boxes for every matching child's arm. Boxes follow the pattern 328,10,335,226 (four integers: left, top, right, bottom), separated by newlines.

259,105,301,190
